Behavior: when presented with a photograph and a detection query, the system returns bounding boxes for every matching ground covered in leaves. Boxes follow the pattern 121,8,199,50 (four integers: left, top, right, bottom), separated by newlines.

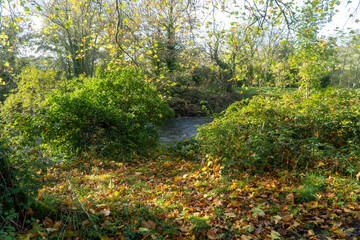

22,152,360,240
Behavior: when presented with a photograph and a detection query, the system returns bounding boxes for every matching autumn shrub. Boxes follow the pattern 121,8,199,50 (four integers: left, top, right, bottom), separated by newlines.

21,67,174,160
197,88,360,174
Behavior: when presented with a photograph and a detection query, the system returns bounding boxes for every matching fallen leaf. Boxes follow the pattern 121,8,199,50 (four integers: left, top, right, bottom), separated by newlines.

53,221,62,231
270,230,281,240
224,212,237,218
251,207,265,217
100,208,111,216
272,215,282,224
142,220,156,229
82,219,90,227
241,235,252,240
207,228,218,239
286,192,294,203
242,225,255,233
214,198,223,206
138,227,150,234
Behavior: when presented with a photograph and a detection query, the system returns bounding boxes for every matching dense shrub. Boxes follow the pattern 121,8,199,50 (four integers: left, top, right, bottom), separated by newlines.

23,67,174,160
0,136,42,237
197,88,360,174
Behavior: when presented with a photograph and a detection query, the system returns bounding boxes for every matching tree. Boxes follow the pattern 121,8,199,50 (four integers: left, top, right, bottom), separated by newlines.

0,11,29,101
103,0,199,92
1,66,62,125
35,0,107,77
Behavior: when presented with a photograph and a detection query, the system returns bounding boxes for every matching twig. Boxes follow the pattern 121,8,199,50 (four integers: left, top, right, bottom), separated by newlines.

67,179,98,231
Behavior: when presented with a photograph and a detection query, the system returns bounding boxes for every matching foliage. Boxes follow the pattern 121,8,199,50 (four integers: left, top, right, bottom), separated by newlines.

1,66,62,125
294,173,327,203
197,88,360,174
0,137,42,235
289,39,337,93
38,0,106,78
0,14,26,102
21,67,173,160
333,30,360,88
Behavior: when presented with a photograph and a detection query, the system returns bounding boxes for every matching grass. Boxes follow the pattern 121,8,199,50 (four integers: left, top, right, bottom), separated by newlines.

19,151,360,240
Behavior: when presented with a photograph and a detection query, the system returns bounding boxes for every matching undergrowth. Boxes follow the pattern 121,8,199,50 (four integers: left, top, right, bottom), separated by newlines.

198,88,360,175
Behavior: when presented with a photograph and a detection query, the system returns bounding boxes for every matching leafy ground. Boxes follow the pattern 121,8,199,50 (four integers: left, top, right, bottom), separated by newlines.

20,151,360,240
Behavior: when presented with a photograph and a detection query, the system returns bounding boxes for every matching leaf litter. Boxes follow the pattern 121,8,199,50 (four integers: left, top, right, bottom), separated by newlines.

27,153,360,239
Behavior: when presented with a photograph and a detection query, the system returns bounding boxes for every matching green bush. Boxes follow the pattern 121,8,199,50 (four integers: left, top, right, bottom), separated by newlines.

197,88,360,174
23,67,173,160
0,137,42,234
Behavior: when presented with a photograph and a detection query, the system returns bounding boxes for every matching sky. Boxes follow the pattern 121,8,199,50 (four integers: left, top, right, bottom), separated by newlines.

28,0,360,33
319,0,360,37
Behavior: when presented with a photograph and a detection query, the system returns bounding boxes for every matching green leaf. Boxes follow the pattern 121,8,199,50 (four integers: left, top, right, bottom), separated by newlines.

251,207,265,217
242,225,254,232
224,212,236,218
270,230,281,240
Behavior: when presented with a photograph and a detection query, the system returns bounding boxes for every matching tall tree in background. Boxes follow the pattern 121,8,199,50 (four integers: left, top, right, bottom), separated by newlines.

0,10,28,101
104,0,199,87
36,0,107,77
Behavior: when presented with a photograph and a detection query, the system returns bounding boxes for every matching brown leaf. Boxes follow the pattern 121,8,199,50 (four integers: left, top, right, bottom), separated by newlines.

42,217,53,228
283,214,293,222
180,225,191,232
241,235,252,240
286,193,294,203
100,208,111,216
314,216,324,224
82,219,90,227
207,228,218,239
142,220,156,229
214,198,223,206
